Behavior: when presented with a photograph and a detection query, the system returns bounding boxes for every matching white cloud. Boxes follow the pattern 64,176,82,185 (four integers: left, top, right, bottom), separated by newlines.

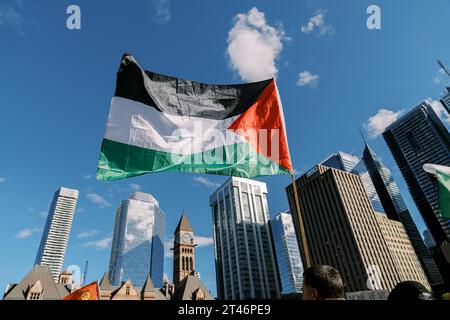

426,98,450,126
195,236,214,248
127,204,155,241
434,69,449,85
15,227,41,239
77,230,100,239
76,207,85,214
227,7,287,82
163,235,213,257
164,239,174,258
193,176,220,189
0,3,25,32
83,175,92,180
0,177,6,183
86,193,111,208
366,109,404,139
83,236,112,250
129,183,142,191
165,251,173,258
293,167,305,176
297,71,319,88
150,0,171,25
301,9,334,35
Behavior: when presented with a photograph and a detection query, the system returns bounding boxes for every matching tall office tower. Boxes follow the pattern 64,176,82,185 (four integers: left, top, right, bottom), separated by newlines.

270,211,304,295
383,102,450,245
35,187,79,281
421,230,445,284
423,230,437,249
286,165,402,292
173,213,195,287
210,177,281,300
441,87,450,114
374,212,430,291
108,192,165,288
321,152,385,213
362,142,443,286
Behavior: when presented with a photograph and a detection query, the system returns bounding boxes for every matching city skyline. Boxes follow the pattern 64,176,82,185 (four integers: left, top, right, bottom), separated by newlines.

3,101,449,298
1,0,450,298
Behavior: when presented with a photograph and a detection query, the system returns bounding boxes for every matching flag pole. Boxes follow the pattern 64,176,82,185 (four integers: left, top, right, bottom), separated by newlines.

291,173,311,268
273,80,311,267
97,280,101,301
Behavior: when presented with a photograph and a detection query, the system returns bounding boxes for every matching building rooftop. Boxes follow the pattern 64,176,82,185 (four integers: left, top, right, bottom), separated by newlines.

175,213,193,233
383,101,432,132
172,275,214,300
130,191,159,205
142,275,155,292
99,272,111,291
99,272,167,300
3,265,70,300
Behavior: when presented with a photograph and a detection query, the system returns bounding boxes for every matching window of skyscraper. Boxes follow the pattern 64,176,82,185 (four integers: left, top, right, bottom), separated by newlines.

405,131,423,154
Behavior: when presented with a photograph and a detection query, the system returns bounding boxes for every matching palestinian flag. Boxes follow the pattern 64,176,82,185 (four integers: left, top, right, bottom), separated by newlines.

437,170,450,219
96,54,293,181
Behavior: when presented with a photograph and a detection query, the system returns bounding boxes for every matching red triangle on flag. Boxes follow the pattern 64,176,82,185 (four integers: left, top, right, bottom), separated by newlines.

228,79,293,172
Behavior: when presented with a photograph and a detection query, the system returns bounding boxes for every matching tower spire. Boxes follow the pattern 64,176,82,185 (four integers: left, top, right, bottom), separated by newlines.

359,127,368,146
175,212,193,233
437,59,450,78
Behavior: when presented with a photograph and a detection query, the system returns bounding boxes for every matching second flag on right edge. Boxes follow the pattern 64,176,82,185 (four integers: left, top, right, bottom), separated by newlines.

437,169,450,219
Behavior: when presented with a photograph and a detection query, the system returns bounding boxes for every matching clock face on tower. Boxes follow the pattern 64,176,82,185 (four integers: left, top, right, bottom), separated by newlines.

181,232,192,244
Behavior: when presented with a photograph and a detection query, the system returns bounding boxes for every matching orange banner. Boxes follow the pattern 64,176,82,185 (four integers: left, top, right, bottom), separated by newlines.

63,281,99,300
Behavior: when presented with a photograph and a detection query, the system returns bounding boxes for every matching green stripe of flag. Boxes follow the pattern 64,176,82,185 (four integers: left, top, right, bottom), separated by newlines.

96,139,290,181
437,170,450,219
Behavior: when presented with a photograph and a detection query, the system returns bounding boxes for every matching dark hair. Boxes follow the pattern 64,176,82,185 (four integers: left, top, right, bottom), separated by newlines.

303,265,345,299
388,281,432,301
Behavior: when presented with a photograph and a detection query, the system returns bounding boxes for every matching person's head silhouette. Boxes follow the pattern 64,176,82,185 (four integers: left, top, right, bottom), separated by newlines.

388,281,433,301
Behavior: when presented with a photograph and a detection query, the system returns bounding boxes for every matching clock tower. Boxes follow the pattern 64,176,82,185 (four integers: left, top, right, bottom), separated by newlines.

173,213,195,287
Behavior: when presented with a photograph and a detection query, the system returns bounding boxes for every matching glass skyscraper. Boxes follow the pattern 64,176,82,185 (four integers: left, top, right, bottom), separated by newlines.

362,142,443,286
108,192,165,288
35,187,79,281
270,211,304,294
423,230,437,249
383,102,450,245
441,87,450,114
210,177,280,300
321,151,385,213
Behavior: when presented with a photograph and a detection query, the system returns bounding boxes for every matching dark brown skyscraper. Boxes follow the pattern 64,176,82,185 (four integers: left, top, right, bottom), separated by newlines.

287,165,408,292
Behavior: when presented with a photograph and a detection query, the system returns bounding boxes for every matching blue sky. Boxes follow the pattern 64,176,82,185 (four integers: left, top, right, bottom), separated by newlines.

0,0,449,297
